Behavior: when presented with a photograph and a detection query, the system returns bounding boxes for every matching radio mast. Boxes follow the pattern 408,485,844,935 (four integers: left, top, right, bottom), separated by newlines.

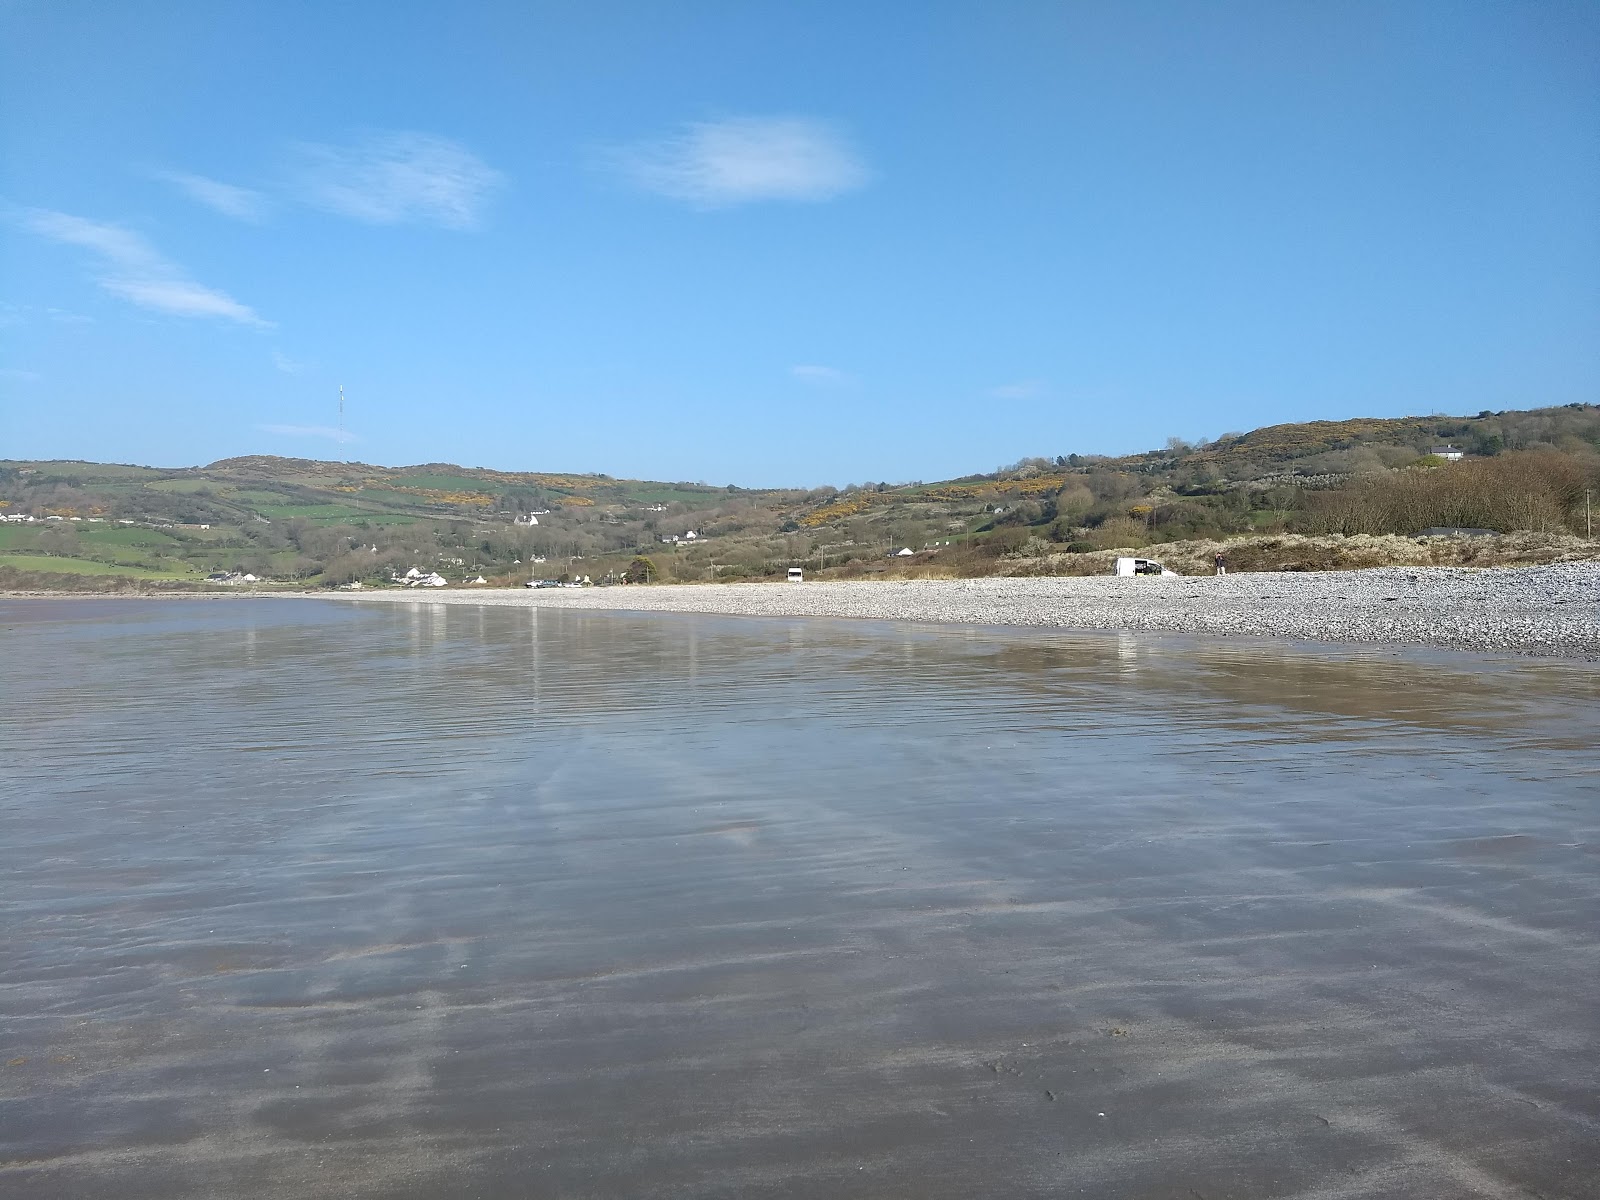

338,385,345,444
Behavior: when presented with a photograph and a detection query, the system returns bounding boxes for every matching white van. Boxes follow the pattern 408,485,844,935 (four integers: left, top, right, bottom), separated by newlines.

787,567,804,583
1114,557,1177,577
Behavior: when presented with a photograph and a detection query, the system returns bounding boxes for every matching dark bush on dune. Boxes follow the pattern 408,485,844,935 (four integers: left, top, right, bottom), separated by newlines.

1301,450,1596,536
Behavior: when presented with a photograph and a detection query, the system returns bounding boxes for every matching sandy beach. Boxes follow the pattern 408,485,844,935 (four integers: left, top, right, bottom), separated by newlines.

338,561,1600,657
4,599,1597,1199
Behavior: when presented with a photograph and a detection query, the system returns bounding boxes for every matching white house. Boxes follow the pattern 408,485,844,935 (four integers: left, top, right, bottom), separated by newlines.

514,513,540,526
1431,445,1465,462
895,547,915,557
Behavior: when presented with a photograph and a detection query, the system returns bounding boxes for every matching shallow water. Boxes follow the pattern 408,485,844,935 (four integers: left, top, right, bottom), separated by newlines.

2,598,1597,1199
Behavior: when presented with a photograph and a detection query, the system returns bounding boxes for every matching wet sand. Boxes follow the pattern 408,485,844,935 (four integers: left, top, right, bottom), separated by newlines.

2,599,1597,1198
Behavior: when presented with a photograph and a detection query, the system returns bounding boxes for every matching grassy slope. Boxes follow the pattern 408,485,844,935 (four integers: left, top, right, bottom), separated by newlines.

0,553,193,579
3,404,1595,586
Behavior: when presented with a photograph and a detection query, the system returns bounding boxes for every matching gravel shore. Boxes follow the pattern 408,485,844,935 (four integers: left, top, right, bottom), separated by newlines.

339,562,1600,657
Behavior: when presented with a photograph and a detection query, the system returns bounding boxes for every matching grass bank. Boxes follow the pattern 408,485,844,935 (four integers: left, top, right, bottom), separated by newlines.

829,531,1600,581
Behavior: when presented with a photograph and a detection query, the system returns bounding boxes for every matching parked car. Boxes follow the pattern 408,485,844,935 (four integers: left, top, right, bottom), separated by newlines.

1113,557,1177,576
526,579,563,589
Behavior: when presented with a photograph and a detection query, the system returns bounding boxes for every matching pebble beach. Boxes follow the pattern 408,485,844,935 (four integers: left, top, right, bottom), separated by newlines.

342,560,1600,657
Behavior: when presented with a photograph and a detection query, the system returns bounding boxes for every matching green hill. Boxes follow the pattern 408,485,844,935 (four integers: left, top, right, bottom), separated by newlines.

2,403,1595,588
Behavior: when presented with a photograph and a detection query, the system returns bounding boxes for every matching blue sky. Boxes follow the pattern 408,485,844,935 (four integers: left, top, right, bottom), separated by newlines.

2,1,1596,486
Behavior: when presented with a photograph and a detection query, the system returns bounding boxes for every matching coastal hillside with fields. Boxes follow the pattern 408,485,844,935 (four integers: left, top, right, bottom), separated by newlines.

3,403,1597,591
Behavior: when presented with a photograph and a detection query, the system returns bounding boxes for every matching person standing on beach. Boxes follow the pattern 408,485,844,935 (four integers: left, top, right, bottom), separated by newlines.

1214,552,1227,575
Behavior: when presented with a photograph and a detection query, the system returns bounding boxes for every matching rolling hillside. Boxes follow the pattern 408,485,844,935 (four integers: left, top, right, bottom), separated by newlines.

2,403,1595,588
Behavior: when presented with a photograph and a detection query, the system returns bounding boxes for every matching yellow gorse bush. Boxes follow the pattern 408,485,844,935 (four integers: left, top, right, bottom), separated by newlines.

799,475,1075,527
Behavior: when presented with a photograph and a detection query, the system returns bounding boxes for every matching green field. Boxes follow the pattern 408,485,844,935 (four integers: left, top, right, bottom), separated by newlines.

0,527,41,550
145,479,220,494
0,553,194,579
251,502,379,520
78,525,185,547
325,512,419,525
390,473,502,491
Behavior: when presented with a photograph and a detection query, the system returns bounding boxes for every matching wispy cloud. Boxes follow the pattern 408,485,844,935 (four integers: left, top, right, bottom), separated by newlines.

288,132,503,229
0,367,42,382
987,380,1046,400
157,170,269,221
0,302,94,327
791,363,854,386
21,209,269,326
272,349,309,375
258,423,356,443
611,117,871,208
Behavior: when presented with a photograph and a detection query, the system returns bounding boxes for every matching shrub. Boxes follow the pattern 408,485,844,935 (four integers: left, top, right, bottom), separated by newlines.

623,555,659,583
1301,450,1593,535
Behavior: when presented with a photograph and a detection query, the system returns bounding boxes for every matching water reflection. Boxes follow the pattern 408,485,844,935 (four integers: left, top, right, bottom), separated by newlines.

1,599,1595,1200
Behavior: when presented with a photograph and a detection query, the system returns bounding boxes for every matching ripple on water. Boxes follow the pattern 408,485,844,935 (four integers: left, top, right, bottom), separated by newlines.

2,599,1596,1200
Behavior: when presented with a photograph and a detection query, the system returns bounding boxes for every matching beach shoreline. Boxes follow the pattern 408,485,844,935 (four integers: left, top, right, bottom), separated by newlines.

326,561,1600,658
6,562,1597,657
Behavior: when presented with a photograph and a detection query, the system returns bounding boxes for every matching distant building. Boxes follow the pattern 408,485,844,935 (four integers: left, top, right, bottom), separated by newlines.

1431,446,1465,461
514,513,539,526
1417,527,1495,538
895,547,915,557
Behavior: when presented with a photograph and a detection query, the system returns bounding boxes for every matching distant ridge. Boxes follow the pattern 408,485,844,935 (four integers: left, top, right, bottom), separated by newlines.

3,403,1594,589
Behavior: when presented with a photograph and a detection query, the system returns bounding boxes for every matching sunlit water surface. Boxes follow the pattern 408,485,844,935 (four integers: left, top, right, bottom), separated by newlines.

2,599,1596,1199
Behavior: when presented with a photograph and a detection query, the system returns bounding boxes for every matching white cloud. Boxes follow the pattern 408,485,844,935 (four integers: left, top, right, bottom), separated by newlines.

272,349,308,375
791,364,853,385
258,423,356,443
101,277,265,323
1,303,93,326
289,132,503,229
158,171,269,221
988,380,1046,400
21,209,269,326
612,116,871,208
0,368,41,382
